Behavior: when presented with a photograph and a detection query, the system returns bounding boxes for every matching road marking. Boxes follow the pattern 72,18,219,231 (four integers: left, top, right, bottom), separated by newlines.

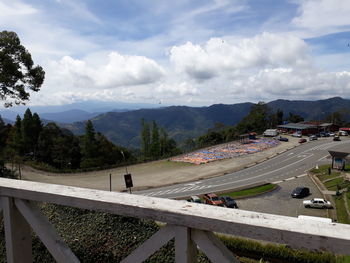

318,155,328,161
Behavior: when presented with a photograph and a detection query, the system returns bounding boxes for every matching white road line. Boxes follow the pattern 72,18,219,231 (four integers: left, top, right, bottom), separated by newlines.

272,180,283,184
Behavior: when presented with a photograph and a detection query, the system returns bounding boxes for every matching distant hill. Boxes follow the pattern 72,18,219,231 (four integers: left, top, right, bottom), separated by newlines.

268,97,350,121
39,110,100,123
63,102,253,148
62,97,350,149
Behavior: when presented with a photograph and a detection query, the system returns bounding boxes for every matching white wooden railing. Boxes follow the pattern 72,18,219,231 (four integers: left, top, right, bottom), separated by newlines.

1,177,350,263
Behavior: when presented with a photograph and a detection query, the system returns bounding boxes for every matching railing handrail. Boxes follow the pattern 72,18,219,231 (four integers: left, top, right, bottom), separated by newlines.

1,177,350,255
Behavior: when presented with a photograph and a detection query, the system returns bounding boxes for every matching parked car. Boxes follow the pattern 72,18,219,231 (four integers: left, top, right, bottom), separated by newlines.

333,136,341,141
329,132,335,137
203,193,224,206
291,187,310,198
292,132,302,138
299,138,307,143
320,132,330,137
339,130,348,136
279,137,289,142
303,198,332,209
220,196,238,208
188,195,202,203
309,135,317,141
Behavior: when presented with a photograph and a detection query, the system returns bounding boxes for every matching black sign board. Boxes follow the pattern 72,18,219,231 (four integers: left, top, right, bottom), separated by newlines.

124,173,133,188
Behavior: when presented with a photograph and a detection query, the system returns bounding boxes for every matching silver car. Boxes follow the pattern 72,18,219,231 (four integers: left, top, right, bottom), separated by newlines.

303,198,332,209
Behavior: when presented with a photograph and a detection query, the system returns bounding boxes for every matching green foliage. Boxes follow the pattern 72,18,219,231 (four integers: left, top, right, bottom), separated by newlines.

0,30,45,107
223,184,277,199
141,118,151,158
150,120,160,158
288,112,304,123
325,111,347,126
141,119,181,160
236,102,271,134
220,235,336,263
334,195,350,224
1,112,133,171
197,131,224,147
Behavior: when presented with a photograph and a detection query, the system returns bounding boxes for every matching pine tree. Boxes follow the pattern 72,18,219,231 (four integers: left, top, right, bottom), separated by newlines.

141,119,151,159
21,108,34,155
80,120,99,168
150,120,160,159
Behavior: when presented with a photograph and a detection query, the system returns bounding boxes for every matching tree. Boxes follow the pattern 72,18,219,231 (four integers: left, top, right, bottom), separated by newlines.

288,112,304,123
0,31,45,107
150,121,160,159
325,111,346,126
236,102,271,134
141,119,151,159
21,108,34,154
80,120,100,168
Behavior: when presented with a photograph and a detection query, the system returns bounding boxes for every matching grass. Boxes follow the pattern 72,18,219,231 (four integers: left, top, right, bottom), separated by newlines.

347,192,350,212
324,177,346,191
223,183,277,199
334,195,350,224
310,164,342,181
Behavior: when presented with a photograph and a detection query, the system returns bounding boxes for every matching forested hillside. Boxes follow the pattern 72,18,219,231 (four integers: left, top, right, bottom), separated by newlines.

63,97,350,148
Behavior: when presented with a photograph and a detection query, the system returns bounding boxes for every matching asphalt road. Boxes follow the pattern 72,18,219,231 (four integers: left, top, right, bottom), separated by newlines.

136,137,350,199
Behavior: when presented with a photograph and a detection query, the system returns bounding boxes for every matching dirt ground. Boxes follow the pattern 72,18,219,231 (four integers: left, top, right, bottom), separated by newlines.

20,137,301,191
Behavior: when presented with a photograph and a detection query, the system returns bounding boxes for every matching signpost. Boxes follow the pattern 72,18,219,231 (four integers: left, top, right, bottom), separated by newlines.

124,173,133,194
121,150,133,193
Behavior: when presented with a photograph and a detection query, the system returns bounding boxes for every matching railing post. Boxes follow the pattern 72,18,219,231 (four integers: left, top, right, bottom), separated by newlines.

2,197,33,263
175,226,197,263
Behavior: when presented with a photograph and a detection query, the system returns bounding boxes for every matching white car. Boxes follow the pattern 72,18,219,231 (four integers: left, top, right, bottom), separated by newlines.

292,132,302,138
303,198,332,209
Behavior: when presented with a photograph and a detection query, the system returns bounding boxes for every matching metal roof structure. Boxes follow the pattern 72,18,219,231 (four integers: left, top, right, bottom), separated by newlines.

319,123,334,127
277,123,317,130
328,150,350,159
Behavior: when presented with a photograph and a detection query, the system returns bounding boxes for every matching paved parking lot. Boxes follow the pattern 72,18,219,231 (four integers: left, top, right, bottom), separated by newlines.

236,175,329,218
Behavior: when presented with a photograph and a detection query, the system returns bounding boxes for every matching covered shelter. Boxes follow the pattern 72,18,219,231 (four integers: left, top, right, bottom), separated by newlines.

319,123,339,132
277,123,318,135
328,151,350,170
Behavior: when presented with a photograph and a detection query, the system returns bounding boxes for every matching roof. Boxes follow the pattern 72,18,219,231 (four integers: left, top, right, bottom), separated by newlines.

328,151,350,158
319,123,334,127
278,123,317,130
312,198,327,202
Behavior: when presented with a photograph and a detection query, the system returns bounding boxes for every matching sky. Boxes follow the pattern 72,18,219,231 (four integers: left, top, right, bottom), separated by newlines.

1,0,350,108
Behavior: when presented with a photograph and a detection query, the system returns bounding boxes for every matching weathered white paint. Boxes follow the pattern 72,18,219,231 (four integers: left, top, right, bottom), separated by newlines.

15,199,80,263
121,224,175,263
1,178,350,256
175,226,197,263
192,229,239,263
2,197,32,263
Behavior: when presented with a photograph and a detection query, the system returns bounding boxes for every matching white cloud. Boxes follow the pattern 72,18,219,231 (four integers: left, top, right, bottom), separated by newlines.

293,0,350,29
156,82,199,96
46,52,165,91
170,32,310,80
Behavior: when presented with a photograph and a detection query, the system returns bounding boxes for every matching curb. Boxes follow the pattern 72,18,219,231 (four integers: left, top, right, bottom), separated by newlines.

308,172,336,221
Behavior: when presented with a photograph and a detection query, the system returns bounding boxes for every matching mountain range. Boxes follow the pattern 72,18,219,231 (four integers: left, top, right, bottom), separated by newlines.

1,97,350,149
0,100,162,123
62,97,350,149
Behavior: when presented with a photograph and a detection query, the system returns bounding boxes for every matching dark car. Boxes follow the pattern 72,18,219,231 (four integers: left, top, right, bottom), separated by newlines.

291,187,310,198
220,196,238,208
279,137,289,142
299,138,307,143
333,136,341,141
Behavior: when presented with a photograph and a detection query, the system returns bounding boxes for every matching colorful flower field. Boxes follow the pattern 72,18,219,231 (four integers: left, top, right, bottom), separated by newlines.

171,138,280,165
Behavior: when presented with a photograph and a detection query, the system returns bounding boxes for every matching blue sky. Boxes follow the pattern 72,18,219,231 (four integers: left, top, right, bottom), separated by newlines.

1,0,350,107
